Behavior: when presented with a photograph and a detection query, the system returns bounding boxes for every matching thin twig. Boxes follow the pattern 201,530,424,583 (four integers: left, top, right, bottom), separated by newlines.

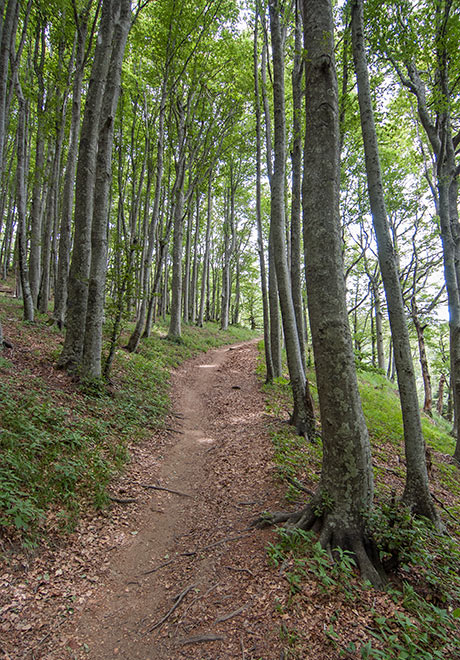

431,492,458,522
182,532,252,557
215,603,249,623
146,584,196,634
241,636,246,660
142,558,175,575
141,483,192,498
142,532,252,576
177,633,224,646
109,495,138,504
224,565,254,577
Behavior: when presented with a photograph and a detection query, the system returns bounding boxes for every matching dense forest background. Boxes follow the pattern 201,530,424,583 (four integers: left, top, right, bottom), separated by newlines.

1,1,460,657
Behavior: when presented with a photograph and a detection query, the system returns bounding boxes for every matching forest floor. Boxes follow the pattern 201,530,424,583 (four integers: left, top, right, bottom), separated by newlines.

1,302,460,659
1,339,296,660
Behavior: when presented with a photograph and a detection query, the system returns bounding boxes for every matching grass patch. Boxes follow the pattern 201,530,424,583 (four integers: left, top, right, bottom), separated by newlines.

0,296,257,545
260,347,460,659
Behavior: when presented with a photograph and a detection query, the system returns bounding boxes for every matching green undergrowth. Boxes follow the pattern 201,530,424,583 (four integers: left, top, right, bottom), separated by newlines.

0,295,256,546
258,342,460,659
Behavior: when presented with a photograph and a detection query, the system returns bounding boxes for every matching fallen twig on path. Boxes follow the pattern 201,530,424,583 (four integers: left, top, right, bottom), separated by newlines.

177,633,224,646
109,495,138,504
224,565,254,577
146,583,196,634
141,483,192,498
215,603,249,623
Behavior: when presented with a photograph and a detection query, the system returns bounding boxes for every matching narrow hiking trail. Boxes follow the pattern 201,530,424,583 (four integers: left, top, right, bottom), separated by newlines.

42,341,289,659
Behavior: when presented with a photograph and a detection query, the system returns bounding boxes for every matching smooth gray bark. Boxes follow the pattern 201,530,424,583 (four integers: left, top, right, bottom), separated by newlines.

54,8,89,327
351,0,439,526
300,0,381,585
58,0,117,370
81,0,132,379
14,77,33,321
167,100,187,341
253,10,273,381
269,0,314,436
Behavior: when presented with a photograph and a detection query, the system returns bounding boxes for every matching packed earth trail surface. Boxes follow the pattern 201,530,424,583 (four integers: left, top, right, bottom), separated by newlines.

9,341,296,660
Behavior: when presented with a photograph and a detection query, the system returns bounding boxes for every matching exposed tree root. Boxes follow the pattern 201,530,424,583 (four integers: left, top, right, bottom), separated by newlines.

254,504,386,589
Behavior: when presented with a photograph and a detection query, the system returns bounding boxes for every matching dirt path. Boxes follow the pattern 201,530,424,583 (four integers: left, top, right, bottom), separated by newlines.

44,341,286,659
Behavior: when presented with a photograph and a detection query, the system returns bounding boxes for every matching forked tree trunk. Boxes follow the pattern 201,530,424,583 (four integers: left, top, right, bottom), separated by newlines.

351,0,439,527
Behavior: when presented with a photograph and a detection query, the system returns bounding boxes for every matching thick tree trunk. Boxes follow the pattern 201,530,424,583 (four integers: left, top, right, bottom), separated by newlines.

58,0,117,371
351,0,439,527
53,13,88,328
81,0,132,380
274,0,382,586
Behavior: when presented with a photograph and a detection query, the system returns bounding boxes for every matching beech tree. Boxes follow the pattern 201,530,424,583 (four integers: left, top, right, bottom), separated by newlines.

350,0,440,526
261,0,383,587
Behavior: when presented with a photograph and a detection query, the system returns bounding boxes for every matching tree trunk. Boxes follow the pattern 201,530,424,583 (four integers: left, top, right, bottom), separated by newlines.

14,77,33,321
197,177,212,327
167,101,187,341
283,0,383,586
58,0,118,371
269,0,314,437
411,297,433,416
253,10,273,381
351,0,439,527
261,35,282,378
436,373,446,416
81,0,132,380
290,0,305,370
53,10,89,328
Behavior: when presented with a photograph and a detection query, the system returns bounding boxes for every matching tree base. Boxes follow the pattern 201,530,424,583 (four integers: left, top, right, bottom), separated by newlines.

255,503,386,589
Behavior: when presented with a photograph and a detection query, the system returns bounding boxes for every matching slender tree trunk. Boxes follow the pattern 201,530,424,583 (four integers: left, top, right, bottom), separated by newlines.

167,102,187,341
261,35,282,377
269,0,314,436
411,297,433,416
290,0,305,369
14,78,33,321
437,373,446,416
190,192,200,324
351,0,439,526
253,11,273,381
198,177,212,327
